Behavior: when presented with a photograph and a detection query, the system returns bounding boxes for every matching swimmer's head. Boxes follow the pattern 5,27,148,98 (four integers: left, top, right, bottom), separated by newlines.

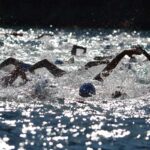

79,82,96,97
54,59,64,65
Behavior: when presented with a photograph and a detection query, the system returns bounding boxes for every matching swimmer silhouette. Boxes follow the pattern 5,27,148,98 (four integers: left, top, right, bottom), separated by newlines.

94,46,143,81
0,58,66,86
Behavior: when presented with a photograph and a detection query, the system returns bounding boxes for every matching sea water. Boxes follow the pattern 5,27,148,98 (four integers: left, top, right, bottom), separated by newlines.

0,27,150,150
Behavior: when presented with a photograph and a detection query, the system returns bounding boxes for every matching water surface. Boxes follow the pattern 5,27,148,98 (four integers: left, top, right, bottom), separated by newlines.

0,27,150,150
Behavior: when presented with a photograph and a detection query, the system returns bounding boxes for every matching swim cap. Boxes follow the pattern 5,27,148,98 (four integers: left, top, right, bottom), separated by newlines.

19,63,32,72
54,59,64,65
79,83,96,97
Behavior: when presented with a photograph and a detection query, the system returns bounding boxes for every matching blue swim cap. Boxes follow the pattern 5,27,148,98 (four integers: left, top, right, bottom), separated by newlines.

79,83,96,97
54,59,64,65
19,63,32,72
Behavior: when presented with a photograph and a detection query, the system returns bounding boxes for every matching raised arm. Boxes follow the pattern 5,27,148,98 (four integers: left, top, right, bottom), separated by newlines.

29,59,66,77
1,68,28,86
94,47,142,81
71,45,87,55
0,57,20,69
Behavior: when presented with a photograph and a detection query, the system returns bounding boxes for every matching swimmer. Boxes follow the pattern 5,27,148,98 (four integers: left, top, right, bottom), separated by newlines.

0,58,66,86
94,46,143,81
0,58,66,76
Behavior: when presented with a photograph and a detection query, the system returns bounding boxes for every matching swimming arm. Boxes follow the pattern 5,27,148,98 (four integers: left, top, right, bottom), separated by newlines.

85,60,110,69
94,47,142,81
0,57,21,69
1,68,28,86
71,45,87,55
29,59,66,77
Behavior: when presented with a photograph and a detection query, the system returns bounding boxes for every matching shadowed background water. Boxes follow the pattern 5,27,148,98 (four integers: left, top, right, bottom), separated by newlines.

0,27,150,150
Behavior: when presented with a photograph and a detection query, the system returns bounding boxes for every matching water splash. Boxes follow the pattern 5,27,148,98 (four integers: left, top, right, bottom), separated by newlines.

0,28,150,149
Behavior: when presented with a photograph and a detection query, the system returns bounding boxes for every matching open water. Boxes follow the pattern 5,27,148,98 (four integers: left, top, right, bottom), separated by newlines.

0,27,150,150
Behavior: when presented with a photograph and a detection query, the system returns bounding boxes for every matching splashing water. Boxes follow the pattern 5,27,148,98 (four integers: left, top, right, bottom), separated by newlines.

0,28,150,150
